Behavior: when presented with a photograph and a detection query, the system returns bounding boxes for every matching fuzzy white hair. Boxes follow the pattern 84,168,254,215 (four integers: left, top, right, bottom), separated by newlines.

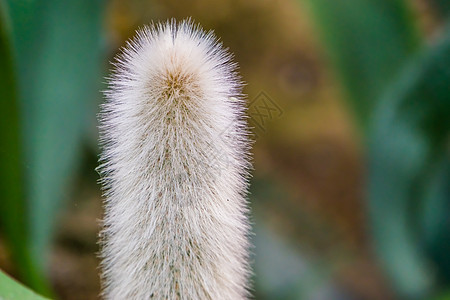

98,19,252,299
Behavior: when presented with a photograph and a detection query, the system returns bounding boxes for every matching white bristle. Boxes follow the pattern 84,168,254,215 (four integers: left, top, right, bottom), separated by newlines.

98,19,252,299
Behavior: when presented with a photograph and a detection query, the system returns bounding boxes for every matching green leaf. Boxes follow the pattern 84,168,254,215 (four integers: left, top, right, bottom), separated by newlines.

5,0,104,281
0,0,25,269
303,0,421,129
0,0,51,295
432,290,450,300
368,26,450,298
431,0,450,18
0,269,49,300
421,160,450,281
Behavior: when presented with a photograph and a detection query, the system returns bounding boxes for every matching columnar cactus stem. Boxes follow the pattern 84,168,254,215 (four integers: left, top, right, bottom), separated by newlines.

98,19,251,299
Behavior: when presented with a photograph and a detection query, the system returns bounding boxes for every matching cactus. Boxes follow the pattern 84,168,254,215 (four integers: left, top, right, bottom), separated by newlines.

98,19,252,299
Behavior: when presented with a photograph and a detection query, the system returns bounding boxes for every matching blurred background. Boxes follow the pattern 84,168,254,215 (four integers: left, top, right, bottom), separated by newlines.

0,0,449,299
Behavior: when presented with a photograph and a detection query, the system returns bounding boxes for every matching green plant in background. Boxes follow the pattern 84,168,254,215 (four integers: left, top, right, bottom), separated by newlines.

369,28,450,298
376,21,447,300
0,270,48,300
432,0,450,18
305,0,450,298
0,0,51,296
0,0,103,297
304,0,421,130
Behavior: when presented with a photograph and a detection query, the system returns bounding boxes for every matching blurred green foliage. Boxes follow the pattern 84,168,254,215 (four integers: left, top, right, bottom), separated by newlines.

1,0,104,296
369,27,450,298
0,269,48,300
0,0,51,295
305,0,421,129
432,0,450,18
5,0,103,268
305,0,450,298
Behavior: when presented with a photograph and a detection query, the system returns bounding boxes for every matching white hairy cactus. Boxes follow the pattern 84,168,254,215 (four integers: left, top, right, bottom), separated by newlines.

98,19,252,299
